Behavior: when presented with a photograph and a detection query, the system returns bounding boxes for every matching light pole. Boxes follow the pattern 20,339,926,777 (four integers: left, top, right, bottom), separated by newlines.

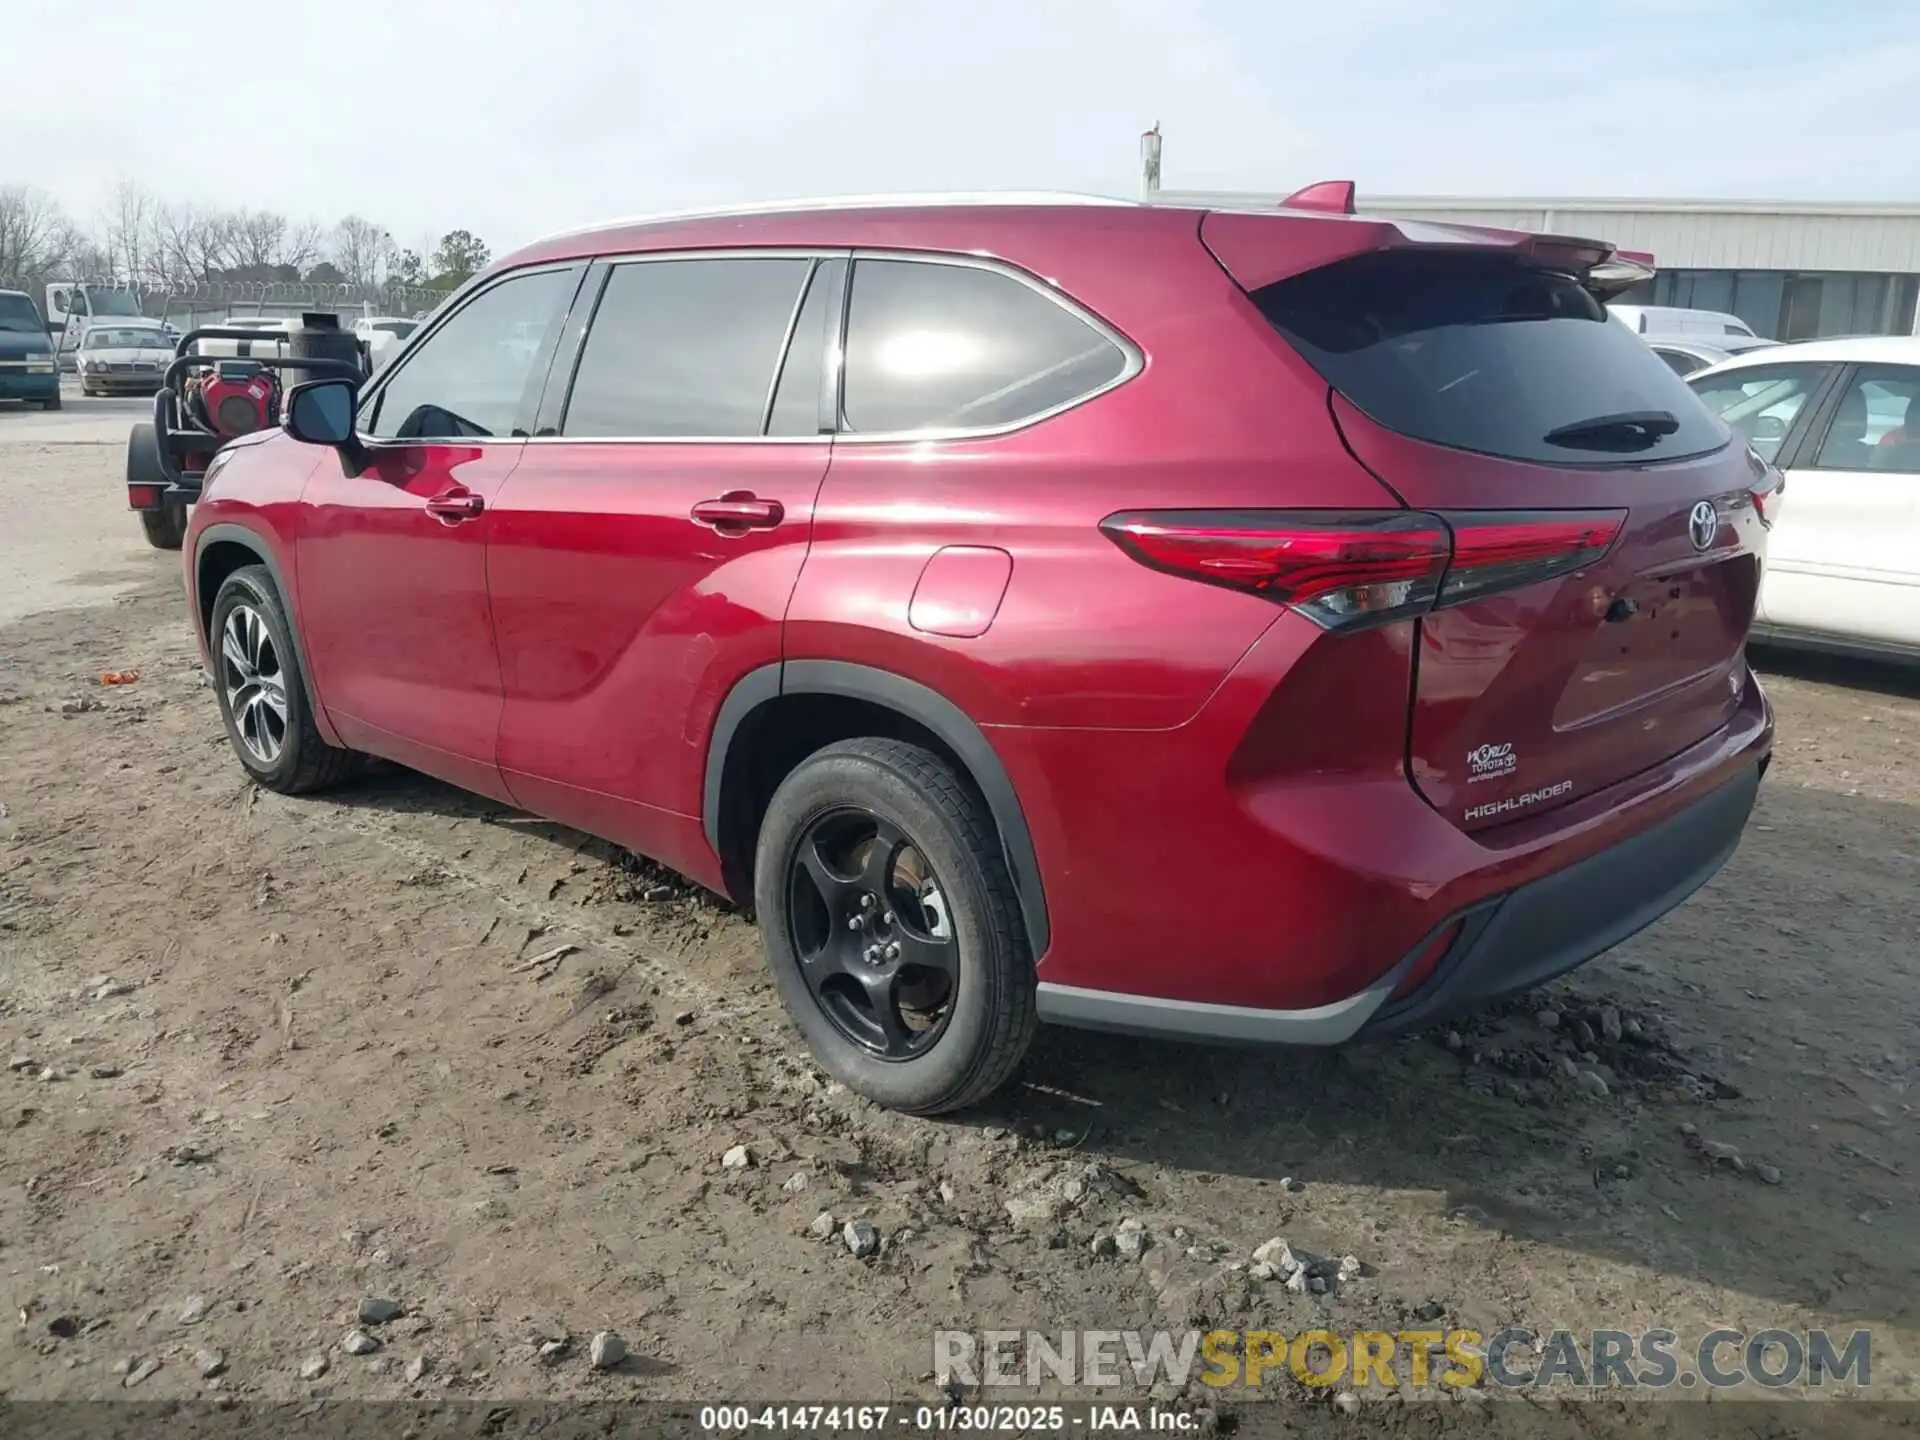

1140,123,1162,199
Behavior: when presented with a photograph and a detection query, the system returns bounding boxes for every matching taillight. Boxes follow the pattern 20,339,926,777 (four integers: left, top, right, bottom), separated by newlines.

1438,510,1626,605
1098,511,1449,632
1742,444,1785,526
128,482,166,511
1100,508,1625,632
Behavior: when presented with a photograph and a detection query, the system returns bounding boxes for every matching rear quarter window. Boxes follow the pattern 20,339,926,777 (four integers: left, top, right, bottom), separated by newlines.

1256,251,1731,465
840,258,1132,435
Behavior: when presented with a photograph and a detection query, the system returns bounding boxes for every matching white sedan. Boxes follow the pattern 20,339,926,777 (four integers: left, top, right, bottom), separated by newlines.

1687,335,1920,663
352,315,421,369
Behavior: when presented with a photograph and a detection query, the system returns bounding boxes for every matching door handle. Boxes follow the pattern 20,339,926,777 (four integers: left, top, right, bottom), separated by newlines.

425,488,485,523
691,492,784,530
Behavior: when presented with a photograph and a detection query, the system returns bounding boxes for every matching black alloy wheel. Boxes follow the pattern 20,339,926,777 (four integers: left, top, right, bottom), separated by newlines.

786,807,959,1059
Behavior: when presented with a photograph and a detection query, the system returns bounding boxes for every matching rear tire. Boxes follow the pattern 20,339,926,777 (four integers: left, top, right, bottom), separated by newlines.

139,504,187,551
754,738,1036,1114
39,391,61,411
209,565,363,794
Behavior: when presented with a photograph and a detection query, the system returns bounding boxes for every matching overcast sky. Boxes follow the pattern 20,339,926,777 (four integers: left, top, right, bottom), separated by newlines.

9,0,1917,258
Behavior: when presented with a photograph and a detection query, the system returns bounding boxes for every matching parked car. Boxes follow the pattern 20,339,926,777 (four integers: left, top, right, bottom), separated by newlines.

77,324,176,396
1611,304,1758,339
351,315,421,369
1688,336,1920,663
1646,335,1779,377
0,288,61,410
174,193,1775,1112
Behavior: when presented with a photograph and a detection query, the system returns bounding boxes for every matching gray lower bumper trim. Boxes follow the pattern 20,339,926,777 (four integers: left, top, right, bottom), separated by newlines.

1035,969,1403,1047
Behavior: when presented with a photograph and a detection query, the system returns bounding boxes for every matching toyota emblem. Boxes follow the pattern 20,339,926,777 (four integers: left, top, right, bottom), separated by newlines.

1688,500,1719,551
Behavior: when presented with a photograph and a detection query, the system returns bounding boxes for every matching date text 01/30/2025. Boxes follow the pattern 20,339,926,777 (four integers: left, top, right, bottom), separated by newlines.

697,1404,1196,1432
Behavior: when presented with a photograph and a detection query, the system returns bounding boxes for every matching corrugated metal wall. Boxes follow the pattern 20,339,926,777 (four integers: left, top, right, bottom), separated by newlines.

1157,193,1920,274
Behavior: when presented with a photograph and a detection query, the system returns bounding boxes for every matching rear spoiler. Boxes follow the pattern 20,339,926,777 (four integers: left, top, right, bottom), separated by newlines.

1213,186,1659,301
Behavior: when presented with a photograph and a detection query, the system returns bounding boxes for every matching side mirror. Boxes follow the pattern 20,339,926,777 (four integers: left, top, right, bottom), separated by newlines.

284,378,356,446
1751,414,1787,443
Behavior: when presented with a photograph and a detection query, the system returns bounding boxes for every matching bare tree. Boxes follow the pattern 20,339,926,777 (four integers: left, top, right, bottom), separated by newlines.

332,215,394,288
226,209,291,273
0,184,69,287
283,219,327,272
102,179,154,286
154,202,236,286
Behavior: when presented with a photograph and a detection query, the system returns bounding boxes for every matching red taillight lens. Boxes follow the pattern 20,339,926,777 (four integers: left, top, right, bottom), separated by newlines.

1438,510,1626,606
1100,508,1624,631
128,482,166,511
1098,510,1450,632
1741,443,1785,527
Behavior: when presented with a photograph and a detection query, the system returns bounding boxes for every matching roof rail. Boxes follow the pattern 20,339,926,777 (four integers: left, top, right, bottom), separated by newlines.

529,191,1136,246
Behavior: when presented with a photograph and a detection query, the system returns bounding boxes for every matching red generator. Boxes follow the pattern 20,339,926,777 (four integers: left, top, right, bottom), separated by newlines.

125,313,368,551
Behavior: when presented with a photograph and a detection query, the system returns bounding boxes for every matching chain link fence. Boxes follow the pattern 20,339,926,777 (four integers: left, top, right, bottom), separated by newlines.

144,279,453,333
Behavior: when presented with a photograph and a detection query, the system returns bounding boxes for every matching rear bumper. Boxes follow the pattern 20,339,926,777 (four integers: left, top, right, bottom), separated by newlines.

1036,757,1763,1046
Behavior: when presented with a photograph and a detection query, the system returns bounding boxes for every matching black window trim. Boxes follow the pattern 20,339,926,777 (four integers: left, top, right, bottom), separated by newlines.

516,246,1143,446
1688,360,1841,472
354,260,591,445
1796,361,1920,474
1767,363,1845,470
833,248,1142,443
528,247,848,446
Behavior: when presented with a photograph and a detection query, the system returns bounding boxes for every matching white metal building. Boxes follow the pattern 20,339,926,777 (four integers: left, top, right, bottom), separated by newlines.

1155,190,1920,341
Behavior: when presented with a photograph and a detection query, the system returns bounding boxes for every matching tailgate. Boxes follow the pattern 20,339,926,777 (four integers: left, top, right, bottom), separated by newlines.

1238,232,1769,831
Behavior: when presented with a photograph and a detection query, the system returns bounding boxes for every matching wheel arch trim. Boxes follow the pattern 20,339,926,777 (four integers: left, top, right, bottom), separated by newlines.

192,522,333,744
704,660,1051,959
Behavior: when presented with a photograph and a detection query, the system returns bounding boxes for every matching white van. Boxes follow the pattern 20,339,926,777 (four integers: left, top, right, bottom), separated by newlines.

1609,304,1757,340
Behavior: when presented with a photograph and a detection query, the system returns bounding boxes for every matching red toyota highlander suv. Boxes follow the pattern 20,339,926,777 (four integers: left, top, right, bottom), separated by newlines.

176,192,1776,1114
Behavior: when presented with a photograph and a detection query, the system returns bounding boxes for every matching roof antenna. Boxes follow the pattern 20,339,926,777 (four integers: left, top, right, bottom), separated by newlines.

1140,123,1162,199
1281,180,1356,215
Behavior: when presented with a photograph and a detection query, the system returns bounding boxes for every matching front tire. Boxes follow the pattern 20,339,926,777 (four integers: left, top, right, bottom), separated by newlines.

754,738,1036,1114
208,565,362,794
39,391,62,411
139,504,187,551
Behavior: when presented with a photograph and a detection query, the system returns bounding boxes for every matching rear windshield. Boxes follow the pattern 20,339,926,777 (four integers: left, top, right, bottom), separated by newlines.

1255,252,1730,465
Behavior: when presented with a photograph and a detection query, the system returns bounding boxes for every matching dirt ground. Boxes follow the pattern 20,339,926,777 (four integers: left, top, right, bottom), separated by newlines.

2,391,1917,1422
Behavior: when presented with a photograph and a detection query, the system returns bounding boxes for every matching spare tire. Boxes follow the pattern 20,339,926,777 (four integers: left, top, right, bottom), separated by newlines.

127,421,188,551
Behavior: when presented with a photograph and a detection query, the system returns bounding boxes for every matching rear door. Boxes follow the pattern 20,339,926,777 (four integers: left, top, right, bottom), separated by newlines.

484,252,839,859
1756,364,1920,647
1247,244,1769,830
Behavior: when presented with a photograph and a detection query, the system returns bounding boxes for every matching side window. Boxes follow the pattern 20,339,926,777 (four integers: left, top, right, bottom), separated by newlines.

1654,348,1704,378
1688,364,1827,463
1811,367,1920,475
840,258,1130,434
561,257,810,438
363,267,576,440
